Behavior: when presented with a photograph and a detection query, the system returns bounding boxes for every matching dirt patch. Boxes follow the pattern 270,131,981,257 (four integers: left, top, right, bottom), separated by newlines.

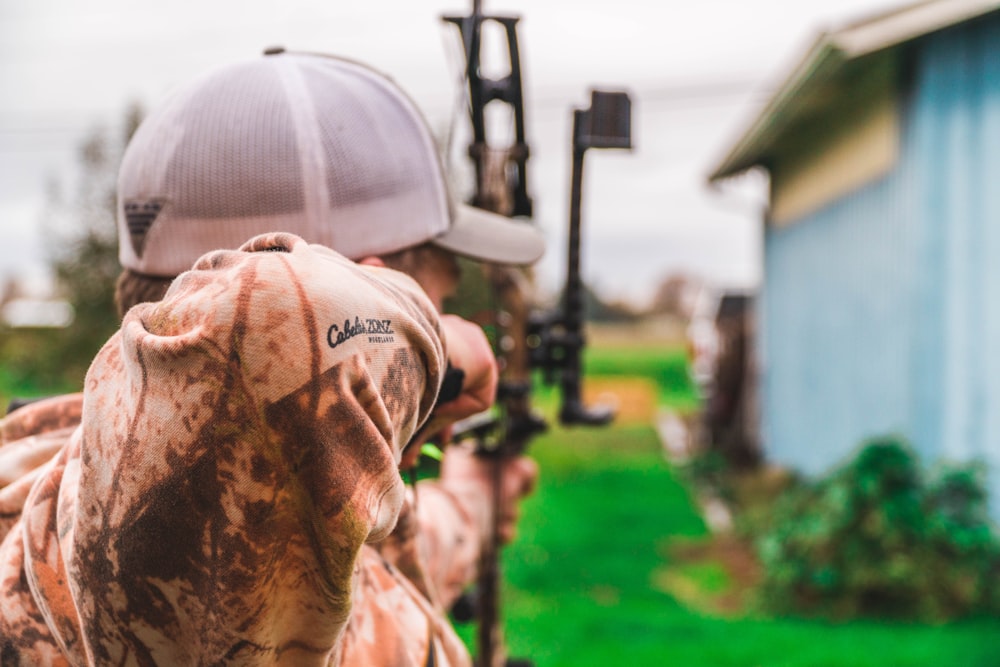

582,377,658,425
587,319,687,347
652,534,762,617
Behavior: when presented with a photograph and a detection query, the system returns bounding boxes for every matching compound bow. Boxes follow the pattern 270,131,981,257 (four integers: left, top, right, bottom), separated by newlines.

442,5,632,665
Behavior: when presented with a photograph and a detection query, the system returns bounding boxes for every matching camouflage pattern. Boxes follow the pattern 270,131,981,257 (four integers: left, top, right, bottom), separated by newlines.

0,393,83,445
0,233,478,666
0,394,82,539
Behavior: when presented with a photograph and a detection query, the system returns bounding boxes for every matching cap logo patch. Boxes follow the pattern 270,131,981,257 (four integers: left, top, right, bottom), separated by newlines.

327,317,396,349
124,200,164,258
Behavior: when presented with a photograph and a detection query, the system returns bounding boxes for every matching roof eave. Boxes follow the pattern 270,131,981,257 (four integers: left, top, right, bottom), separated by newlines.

707,36,845,182
706,0,1000,184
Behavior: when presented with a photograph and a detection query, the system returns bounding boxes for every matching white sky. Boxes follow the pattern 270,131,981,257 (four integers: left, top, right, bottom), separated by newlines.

0,0,890,306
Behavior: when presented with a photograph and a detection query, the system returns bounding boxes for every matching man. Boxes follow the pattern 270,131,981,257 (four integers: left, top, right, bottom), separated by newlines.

0,50,542,665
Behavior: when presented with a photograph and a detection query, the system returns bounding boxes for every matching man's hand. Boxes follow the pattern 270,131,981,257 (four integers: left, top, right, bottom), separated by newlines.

434,314,498,422
401,314,498,468
420,314,498,440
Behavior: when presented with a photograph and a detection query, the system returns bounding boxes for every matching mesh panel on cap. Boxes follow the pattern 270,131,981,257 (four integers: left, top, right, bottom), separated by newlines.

118,53,454,276
303,57,451,257
168,63,304,218
311,68,420,205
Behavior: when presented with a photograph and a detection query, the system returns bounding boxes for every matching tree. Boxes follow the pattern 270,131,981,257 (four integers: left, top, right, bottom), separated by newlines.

574,282,639,323
1,103,144,396
648,273,699,320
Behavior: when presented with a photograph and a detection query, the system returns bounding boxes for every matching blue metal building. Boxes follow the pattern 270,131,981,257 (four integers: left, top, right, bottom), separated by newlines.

708,0,1000,512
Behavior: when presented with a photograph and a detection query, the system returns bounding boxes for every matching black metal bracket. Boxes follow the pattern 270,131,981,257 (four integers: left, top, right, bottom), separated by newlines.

442,11,532,218
530,90,632,426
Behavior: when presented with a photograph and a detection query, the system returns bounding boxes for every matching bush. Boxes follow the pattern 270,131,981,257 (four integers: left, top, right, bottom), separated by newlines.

0,326,88,404
756,436,1000,620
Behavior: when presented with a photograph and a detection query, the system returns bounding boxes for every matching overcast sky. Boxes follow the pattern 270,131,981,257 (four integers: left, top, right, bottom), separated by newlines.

0,0,892,305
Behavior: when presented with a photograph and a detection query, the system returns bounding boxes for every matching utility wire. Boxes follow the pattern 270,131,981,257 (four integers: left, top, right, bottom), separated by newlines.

0,77,771,139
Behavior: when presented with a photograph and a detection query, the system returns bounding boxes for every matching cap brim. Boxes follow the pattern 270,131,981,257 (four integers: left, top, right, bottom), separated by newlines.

431,204,546,266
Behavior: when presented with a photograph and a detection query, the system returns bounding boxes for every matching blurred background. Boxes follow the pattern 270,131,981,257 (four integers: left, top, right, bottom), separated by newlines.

2,0,895,304
3,0,1000,665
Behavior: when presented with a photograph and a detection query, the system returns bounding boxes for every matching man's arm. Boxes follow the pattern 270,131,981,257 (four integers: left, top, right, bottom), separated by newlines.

412,447,537,610
399,313,537,609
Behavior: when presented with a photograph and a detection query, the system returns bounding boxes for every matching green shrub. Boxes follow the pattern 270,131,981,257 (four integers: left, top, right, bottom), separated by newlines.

756,436,1000,620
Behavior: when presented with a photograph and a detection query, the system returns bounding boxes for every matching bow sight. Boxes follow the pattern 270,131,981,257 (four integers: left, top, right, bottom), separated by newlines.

528,89,633,426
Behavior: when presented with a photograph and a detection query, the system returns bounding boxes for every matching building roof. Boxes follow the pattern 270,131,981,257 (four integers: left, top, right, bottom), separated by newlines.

707,0,1000,182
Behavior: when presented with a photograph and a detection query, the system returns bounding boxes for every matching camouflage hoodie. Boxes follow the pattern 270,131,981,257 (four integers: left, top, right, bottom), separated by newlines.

0,233,475,666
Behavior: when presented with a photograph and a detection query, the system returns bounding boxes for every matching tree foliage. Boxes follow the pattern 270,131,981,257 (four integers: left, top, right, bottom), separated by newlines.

0,104,143,397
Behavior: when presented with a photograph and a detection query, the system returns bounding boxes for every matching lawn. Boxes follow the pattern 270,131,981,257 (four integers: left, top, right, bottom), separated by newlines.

459,341,1000,666
479,420,1000,667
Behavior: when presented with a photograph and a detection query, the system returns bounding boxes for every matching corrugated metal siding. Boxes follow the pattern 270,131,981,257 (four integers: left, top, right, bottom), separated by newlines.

763,11,1000,510
764,140,920,472
915,12,1000,506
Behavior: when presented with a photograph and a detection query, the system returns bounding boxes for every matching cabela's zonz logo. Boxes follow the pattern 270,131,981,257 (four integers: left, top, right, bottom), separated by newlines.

327,317,396,349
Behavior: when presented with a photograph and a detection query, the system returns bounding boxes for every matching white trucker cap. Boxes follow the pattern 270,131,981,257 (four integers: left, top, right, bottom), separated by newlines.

117,49,545,278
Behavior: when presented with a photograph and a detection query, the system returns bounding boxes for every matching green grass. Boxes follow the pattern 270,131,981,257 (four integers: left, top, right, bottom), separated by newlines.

582,344,699,411
0,332,82,412
464,420,1000,667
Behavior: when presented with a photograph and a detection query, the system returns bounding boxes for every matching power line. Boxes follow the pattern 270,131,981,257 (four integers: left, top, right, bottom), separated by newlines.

530,79,770,110
0,77,771,138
